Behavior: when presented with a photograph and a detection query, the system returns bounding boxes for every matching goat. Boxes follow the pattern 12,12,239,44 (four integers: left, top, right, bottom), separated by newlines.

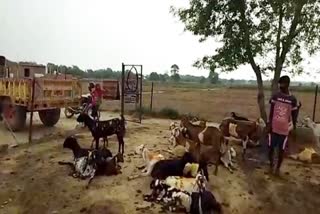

180,116,224,147
219,117,266,159
62,136,92,159
60,136,114,179
76,113,125,153
151,152,195,180
302,116,320,148
167,189,222,214
146,172,206,203
230,112,249,121
135,144,165,176
87,151,124,187
172,127,236,173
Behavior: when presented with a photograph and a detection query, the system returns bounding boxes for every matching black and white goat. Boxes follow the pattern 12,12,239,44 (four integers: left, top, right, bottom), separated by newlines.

76,113,126,153
166,188,222,214
60,136,123,187
87,150,124,186
145,173,221,214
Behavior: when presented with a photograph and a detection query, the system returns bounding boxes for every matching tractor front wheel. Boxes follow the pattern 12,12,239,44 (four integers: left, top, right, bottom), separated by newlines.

38,108,61,127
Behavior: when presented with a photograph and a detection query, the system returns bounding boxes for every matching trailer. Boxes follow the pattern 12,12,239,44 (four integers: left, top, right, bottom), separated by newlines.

0,56,82,131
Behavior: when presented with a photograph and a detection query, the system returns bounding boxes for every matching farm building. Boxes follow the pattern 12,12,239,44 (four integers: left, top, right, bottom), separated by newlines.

0,55,46,78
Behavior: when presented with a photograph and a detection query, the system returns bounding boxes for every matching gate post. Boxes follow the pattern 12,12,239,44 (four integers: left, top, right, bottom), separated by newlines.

313,85,318,122
121,63,125,118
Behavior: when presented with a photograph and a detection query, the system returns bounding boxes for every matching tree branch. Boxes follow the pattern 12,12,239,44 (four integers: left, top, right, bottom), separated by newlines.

279,2,305,66
275,2,284,71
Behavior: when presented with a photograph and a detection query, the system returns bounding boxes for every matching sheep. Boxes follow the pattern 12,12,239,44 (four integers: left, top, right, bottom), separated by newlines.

219,117,266,159
230,112,249,121
151,152,195,180
76,113,125,153
135,144,165,176
302,116,320,148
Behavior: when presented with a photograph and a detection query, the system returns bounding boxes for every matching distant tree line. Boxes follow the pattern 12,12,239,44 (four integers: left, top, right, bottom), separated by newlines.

47,63,121,79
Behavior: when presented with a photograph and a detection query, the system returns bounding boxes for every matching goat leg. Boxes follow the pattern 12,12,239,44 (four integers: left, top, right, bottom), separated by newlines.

242,136,249,160
90,139,95,149
95,138,99,150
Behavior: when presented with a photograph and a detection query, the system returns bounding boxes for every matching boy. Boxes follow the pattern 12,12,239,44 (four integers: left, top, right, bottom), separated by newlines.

268,75,298,176
91,83,103,120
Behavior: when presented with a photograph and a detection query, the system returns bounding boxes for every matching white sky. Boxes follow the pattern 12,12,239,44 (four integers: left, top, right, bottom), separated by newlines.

0,0,319,82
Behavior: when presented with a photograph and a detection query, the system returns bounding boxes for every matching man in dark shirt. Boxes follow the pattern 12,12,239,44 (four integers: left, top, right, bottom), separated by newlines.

268,75,298,176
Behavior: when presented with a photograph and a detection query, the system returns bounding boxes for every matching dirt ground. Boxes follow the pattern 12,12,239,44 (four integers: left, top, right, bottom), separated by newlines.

0,111,320,214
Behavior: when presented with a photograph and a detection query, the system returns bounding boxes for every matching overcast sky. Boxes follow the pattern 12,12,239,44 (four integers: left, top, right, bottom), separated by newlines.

0,0,319,81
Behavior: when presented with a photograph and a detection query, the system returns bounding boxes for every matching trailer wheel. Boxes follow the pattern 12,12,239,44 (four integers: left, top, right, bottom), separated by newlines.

39,108,61,127
2,102,27,132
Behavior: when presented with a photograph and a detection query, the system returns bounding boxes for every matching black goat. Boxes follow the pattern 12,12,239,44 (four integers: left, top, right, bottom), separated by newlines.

230,112,249,121
62,136,91,159
151,152,195,180
77,113,126,153
87,151,124,187
59,136,113,175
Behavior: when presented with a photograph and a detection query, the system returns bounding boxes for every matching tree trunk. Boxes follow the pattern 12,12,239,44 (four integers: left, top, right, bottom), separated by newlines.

238,0,267,122
272,2,284,95
255,71,268,122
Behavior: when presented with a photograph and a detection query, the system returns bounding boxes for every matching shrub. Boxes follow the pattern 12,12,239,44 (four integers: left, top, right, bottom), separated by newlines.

158,107,180,119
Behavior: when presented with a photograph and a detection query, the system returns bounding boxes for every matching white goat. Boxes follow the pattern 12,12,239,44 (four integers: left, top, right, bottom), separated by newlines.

302,117,320,147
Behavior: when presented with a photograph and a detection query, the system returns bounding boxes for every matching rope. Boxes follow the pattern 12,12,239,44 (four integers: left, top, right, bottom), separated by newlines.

2,113,19,145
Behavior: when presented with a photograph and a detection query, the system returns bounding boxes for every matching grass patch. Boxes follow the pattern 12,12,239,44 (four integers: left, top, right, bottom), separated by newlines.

158,107,180,119
130,106,180,119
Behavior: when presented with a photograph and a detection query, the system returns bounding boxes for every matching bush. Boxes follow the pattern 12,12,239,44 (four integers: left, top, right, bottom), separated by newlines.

158,107,180,119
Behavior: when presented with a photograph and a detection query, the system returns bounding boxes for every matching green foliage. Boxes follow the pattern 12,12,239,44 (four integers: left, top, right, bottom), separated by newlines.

200,76,206,83
171,73,181,82
158,107,180,119
149,72,160,81
171,0,320,78
47,63,121,79
131,106,180,119
208,70,219,84
170,64,180,75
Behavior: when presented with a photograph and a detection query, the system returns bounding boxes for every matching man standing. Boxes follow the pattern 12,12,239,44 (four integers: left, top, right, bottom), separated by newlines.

268,75,298,176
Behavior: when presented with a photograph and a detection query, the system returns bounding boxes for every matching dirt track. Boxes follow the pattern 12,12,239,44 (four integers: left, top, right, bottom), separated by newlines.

0,112,320,214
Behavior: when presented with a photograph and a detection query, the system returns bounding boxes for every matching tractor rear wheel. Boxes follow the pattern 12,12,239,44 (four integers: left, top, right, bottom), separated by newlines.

2,101,27,132
38,108,61,127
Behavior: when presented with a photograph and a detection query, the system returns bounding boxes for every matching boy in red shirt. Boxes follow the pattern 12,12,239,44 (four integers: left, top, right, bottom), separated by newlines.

91,83,103,119
268,75,298,176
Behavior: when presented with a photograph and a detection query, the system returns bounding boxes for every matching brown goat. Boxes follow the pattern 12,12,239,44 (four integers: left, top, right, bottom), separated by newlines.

219,117,266,159
173,128,232,175
180,116,222,147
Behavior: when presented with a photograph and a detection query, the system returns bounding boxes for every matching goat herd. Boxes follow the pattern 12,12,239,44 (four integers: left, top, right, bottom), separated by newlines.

57,111,272,214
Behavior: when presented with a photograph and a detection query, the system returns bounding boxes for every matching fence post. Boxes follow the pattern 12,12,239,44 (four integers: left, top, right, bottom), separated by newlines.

150,82,154,111
121,63,125,118
28,77,36,144
139,66,143,124
313,85,318,122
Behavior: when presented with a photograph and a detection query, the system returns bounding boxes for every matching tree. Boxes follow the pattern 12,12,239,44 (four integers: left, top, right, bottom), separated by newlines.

171,73,181,82
149,72,160,81
200,76,206,83
208,70,219,84
170,64,180,76
172,0,320,121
